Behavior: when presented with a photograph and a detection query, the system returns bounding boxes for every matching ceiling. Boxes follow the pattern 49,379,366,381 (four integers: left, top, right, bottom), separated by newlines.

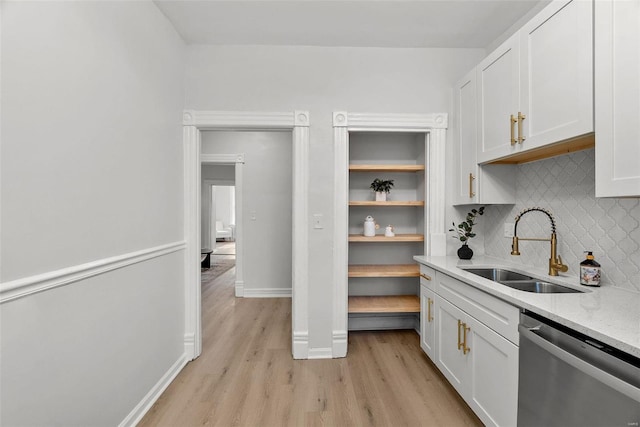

154,0,549,49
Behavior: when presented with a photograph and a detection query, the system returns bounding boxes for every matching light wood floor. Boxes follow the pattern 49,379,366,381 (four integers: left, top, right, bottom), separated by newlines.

139,263,482,427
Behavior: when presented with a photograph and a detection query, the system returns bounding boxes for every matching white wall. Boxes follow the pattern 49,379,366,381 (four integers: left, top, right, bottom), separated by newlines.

1,1,186,425
202,131,293,293
185,45,485,349
202,164,235,181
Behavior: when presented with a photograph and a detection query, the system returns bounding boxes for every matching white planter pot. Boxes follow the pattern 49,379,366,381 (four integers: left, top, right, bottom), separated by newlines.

375,191,387,202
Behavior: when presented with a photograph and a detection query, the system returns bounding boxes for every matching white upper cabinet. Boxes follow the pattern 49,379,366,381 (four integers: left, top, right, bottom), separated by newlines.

519,0,593,150
453,68,516,205
477,0,593,164
477,34,521,164
595,0,640,197
454,68,481,204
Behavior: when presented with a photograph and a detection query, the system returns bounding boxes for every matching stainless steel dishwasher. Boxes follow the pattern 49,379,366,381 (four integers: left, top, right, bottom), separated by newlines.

518,311,640,427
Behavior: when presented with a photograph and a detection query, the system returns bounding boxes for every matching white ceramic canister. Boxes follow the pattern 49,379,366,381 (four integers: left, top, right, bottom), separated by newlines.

364,215,379,237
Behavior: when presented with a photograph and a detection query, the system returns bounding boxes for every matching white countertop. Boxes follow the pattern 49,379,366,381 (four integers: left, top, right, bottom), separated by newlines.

413,255,640,358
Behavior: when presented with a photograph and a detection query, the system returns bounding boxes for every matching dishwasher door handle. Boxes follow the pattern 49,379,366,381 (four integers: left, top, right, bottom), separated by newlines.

519,325,640,403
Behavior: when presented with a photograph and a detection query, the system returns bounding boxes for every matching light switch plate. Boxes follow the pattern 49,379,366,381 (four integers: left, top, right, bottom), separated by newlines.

313,213,323,229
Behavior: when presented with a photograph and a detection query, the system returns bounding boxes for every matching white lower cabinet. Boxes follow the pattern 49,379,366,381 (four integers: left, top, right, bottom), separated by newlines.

421,270,519,427
464,312,518,427
435,296,468,392
419,265,437,359
420,285,436,359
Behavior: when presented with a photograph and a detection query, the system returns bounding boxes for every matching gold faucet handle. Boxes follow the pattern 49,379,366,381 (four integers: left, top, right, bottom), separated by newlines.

555,255,569,272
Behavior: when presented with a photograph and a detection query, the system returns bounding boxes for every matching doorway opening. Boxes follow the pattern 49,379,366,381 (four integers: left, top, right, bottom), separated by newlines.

183,110,310,360
202,129,293,299
201,165,236,281
211,185,235,255
201,160,243,296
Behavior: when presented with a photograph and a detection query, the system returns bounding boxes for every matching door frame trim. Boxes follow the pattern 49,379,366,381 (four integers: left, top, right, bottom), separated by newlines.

183,110,310,360
332,111,448,357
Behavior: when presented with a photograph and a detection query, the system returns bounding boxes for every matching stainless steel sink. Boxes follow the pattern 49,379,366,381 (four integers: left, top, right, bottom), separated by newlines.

464,268,533,282
463,268,583,293
498,280,581,293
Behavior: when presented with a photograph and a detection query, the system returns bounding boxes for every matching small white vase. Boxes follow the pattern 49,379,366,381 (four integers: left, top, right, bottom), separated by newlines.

375,191,387,202
384,225,395,237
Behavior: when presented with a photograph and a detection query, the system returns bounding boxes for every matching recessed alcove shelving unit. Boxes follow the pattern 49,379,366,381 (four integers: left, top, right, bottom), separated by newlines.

347,131,426,330
332,112,448,356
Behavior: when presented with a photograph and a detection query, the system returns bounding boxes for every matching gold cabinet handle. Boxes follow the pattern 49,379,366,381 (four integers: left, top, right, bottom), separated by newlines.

517,112,526,144
420,273,432,281
457,319,464,350
427,297,433,322
510,114,517,145
463,323,471,354
469,173,475,198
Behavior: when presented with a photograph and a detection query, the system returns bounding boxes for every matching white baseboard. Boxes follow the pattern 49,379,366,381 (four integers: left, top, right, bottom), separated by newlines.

293,332,346,360
235,280,244,297
242,288,292,298
332,330,348,358
119,353,188,427
308,347,334,359
183,332,197,360
292,331,309,359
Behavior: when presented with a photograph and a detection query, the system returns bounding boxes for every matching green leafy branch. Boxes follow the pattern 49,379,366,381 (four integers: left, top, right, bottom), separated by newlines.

449,206,485,243
370,178,395,193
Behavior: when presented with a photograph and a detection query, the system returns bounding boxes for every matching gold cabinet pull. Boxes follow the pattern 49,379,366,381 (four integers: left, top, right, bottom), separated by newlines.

517,112,526,144
457,319,464,350
462,323,471,354
420,273,432,281
510,114,517,145
427,297,433,322
469,173,475,198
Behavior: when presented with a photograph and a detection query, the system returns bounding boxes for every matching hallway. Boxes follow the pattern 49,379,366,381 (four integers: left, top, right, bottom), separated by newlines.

139,265,481,426
201,241,235,280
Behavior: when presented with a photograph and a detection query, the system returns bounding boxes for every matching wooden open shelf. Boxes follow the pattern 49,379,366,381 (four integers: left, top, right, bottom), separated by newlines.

348,295,420,314
349,234,424,243
349,164,425,173
349,200,424,207
348,264,419,278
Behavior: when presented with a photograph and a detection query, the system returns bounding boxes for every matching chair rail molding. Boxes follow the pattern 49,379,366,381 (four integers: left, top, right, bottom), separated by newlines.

332,111,448,358
0,241,186,304
183,110,310,361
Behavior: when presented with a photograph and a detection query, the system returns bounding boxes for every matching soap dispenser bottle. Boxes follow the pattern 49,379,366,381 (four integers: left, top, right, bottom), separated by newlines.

580,251,601,287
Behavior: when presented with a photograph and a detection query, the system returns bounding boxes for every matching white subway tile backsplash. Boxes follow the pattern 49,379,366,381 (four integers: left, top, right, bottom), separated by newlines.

484,149,640,292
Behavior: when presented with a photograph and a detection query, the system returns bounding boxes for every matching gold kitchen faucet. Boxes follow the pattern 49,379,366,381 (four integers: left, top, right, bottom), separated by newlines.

511,207,569,277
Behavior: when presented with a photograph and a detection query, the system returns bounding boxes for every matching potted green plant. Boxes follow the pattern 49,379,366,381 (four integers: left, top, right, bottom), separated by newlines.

449,206,485,259
370,178,394,201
